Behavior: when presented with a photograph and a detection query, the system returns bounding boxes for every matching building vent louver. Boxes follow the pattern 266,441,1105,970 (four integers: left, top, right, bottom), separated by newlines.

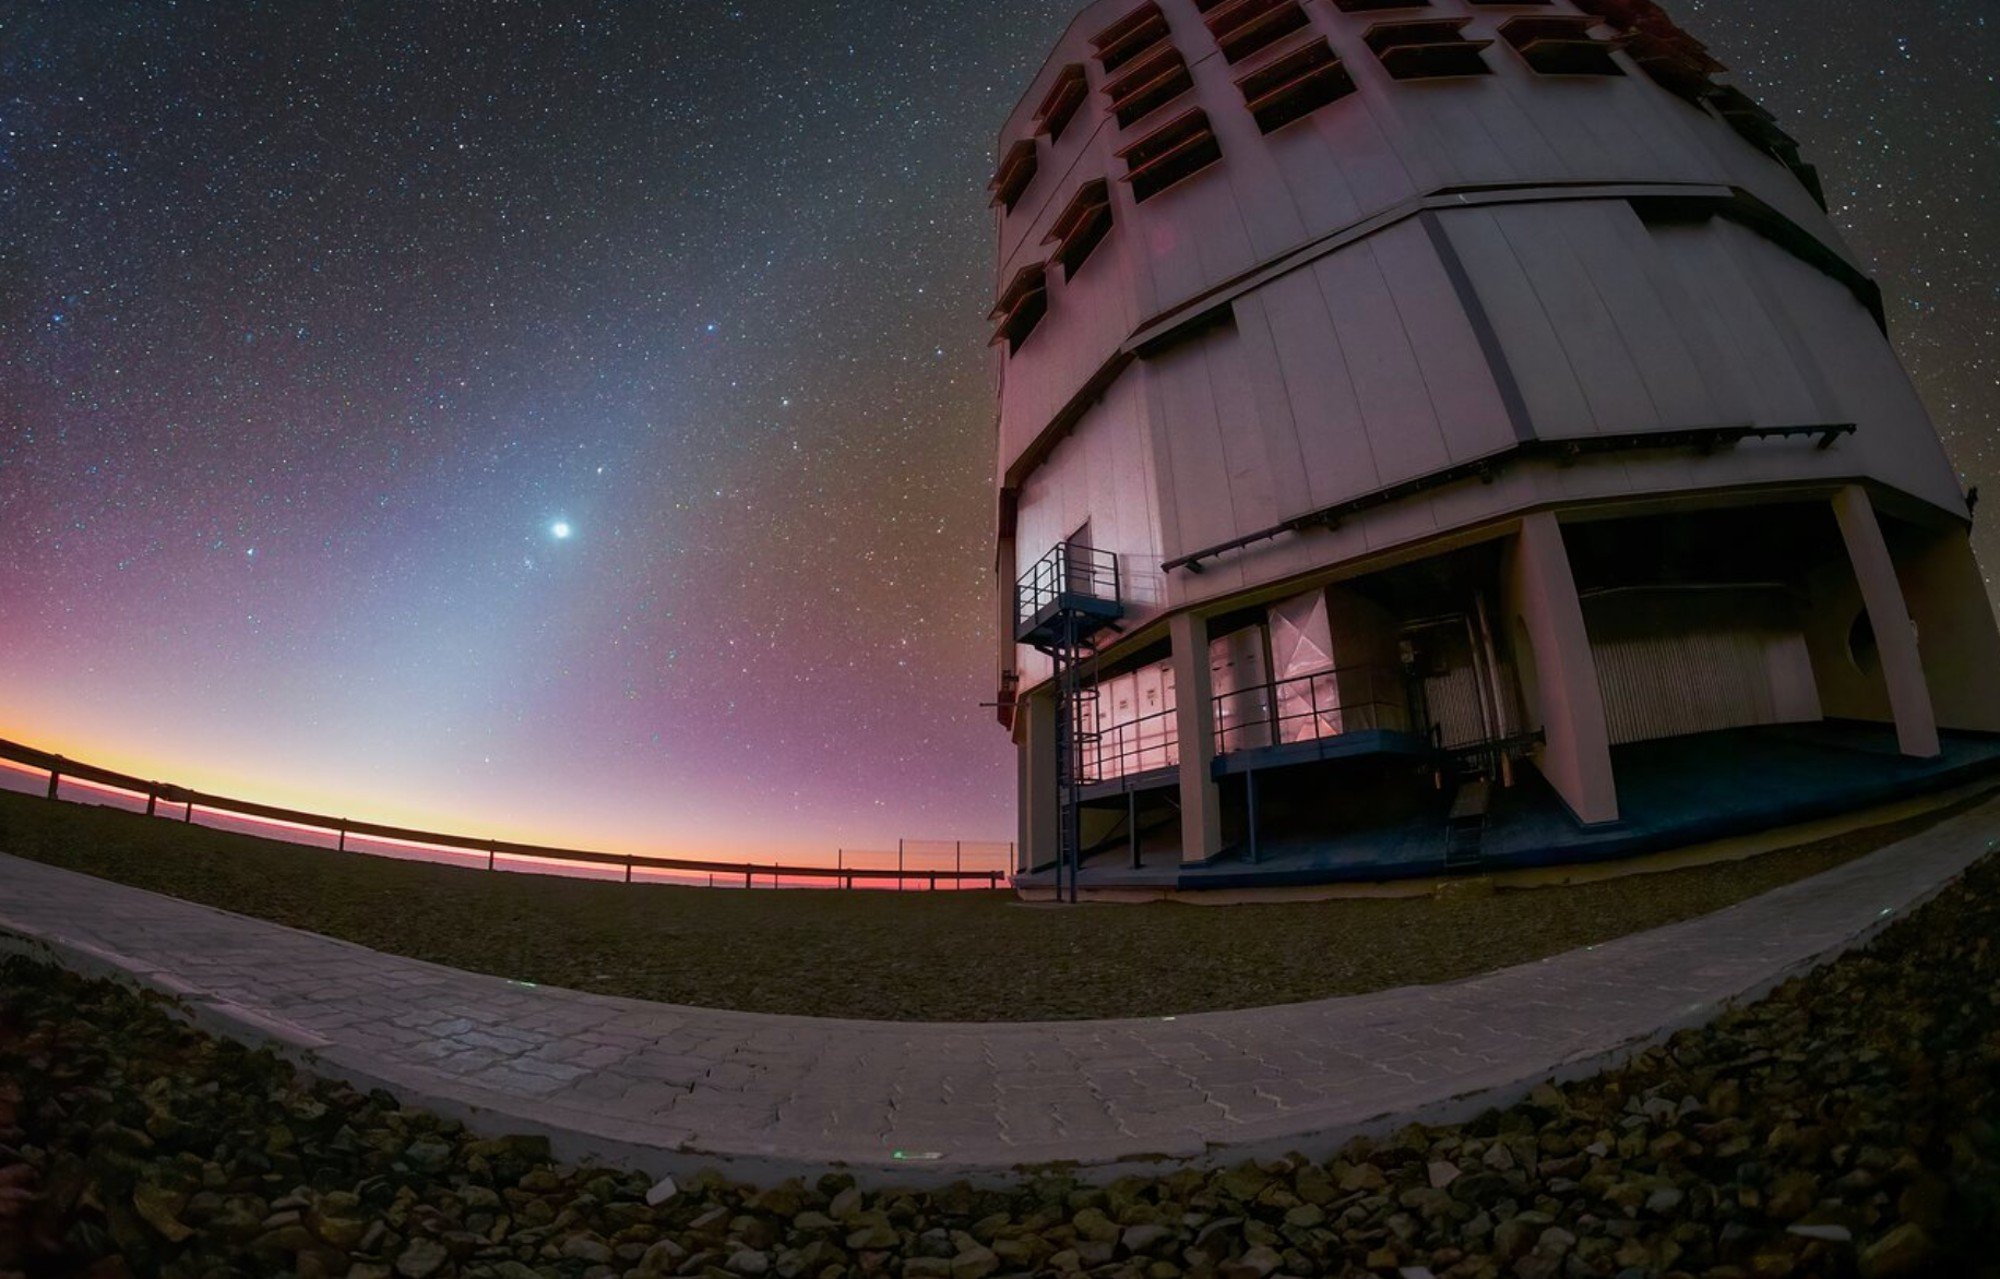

1035,64,1090,143
1091,3,1173,75
1044,180,1114,279
1235,37,1357,133
989,139,1039,212
1499,15,1625,76
990,263,1049,353
1104,43,1196,128
1117,108,1224,203
1363,18,1494,79
1197,0,1312,65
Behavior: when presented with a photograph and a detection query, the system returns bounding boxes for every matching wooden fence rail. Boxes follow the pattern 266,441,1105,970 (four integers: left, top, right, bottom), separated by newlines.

0,738,1010,891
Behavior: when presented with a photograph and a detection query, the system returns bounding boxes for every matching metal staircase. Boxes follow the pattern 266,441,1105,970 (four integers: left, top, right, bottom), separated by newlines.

1017,542,1124,903
1444,775,1490,870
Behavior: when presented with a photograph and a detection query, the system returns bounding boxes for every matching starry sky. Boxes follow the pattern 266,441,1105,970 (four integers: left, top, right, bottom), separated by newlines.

1,1,1994,862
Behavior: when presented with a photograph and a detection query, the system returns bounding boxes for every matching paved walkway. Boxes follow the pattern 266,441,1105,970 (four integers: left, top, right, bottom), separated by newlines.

2,798,1994,1187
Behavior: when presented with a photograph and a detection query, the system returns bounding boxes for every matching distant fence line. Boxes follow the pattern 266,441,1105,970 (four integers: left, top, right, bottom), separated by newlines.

0,738,1013,892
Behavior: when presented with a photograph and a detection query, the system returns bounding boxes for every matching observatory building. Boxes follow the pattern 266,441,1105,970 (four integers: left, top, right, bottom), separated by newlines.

988,0,2000,894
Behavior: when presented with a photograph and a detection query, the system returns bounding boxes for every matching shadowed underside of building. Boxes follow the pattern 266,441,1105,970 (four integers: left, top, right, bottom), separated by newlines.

986,0,2000,895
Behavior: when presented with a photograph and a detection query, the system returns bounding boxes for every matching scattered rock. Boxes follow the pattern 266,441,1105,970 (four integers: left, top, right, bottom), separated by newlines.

1860,1223,1933,1277
393,1238,448,1279
9,842,2000,1279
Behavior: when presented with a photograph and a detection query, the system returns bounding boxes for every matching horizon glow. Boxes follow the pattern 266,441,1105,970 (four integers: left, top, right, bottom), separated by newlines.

2,2,1993,867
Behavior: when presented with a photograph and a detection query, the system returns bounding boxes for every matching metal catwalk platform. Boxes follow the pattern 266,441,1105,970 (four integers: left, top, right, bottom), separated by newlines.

1017,722,2000,892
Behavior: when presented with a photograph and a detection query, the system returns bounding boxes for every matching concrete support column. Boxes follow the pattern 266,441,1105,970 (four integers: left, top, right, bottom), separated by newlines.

1508,512,1620,825
1890,523,2000,733
1170,611,1225,864
1018,687,1059,873
1834,486,1942,758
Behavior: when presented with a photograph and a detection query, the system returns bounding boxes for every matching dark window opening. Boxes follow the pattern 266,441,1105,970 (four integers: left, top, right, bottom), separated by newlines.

1569,0,1723,101
990,263,1049,353
989,139,1039,213
1036,65,1090,142
1045,181,1114,279
1118,108,1223,203
1236,38,1356,133
1091,3,1172,75
1499,15,1625,76
1105,44,1195,128
1198,0,1312,65
1363,18,1494,79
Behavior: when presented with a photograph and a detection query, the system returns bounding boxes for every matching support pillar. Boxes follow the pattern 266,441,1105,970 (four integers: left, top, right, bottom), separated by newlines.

1834,486,1941,758
1889,522,2000,733
1018,686,1059,873
1506,512,1620,825
1170,611,1225,863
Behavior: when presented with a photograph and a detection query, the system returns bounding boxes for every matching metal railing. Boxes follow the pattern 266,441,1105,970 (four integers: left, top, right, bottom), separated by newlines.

0,738,1011,892
1088,705,1181,784
1015,542,1121,633
1215,664,1415,754
1082,664,1420,782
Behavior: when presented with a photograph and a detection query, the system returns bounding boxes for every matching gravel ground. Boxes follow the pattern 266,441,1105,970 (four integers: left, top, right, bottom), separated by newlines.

0,789,1984,1023
4,849,1998,1278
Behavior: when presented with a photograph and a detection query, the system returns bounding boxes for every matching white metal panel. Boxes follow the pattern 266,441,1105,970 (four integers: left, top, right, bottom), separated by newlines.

1313,243,1453,483
1559,202,1722,430
1211,625,1271,752
1367,219,1518,464
1271,589,1341,741
1438,208,1598,440
1252,274,1383,512
1487,203,1662,434
1150,333,1243,564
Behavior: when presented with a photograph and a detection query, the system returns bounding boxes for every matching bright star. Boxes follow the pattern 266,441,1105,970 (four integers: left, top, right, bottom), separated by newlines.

550,520,573,540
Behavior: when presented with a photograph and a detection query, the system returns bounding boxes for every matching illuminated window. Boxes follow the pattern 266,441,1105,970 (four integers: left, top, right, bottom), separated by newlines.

1091,2,1173,75
991,264,1049,353
989,139,1038,213
1197,0,1311,64
1045,181,1114,279
1118,108,1223,203
1035,65,1090,143
1363,18,1493,79
1236,38,1356,133
1499,15,1625,75
1104,43,1195,128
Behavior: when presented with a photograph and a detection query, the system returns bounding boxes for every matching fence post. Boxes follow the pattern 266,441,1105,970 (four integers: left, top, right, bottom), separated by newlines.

45,764,60,801
337,822,347,853
897,839,904,891
624,858,634,884
955,840,962,880
745,867,753,889
486,842,496,872
184,801,194,823
145,789,157,818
